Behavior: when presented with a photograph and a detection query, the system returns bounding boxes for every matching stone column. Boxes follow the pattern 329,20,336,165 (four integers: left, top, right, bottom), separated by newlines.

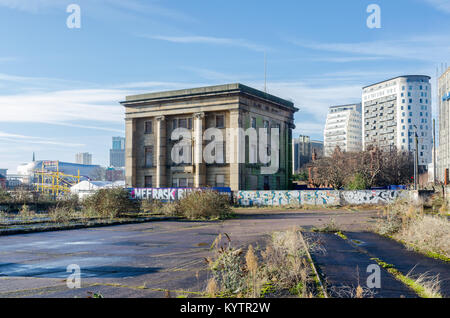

156,116,166,188
229,110,240,191
194,112,205,188
125,118,136,187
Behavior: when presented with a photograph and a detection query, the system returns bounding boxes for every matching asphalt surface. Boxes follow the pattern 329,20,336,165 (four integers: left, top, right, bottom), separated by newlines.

0,209,448,298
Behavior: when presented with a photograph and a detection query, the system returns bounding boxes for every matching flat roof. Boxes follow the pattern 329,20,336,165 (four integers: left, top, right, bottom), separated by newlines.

121,83,297,110
363,75,431,89
329,103,361,109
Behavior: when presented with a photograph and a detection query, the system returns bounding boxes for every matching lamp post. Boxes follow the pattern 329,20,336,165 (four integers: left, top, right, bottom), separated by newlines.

413,125,419,190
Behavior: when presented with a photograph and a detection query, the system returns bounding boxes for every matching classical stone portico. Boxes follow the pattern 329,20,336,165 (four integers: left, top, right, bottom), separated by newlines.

120,83,298,191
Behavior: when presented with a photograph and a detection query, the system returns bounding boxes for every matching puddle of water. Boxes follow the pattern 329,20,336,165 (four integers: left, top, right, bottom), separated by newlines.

64,241,99,245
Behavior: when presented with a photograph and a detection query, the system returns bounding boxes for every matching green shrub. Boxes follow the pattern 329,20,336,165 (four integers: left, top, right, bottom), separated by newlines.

18,204,35,220
0,188,11,204
56,194,79,211
141,199,181,216
346,173,369,190
141,199,163,214
49,206,76,223
82,188,138,218
207,234,244,295
177,190,232,220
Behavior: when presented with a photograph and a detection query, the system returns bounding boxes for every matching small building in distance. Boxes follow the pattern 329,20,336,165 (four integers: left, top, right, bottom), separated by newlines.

311,140,324,158
0,170,6,189
110,137,125,168
105,167,125,182
292,135,311,174
75,152,92,165
121,83,298,191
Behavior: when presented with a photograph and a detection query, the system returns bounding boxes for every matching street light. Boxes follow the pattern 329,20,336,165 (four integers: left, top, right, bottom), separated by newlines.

412,125,419,190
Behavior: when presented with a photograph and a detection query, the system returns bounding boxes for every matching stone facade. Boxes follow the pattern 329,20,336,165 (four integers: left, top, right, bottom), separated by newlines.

120,84,298,191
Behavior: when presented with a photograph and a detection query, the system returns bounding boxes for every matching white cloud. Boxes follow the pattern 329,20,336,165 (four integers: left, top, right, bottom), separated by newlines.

0,89,125,124
264,81,362,120
145,35,269,52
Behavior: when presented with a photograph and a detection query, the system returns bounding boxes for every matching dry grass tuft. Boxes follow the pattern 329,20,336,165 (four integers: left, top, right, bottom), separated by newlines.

376,198,450,259
205,229,322,298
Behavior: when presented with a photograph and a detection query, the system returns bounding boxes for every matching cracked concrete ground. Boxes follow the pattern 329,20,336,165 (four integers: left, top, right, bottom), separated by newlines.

0,209,377,298
4,208,447,298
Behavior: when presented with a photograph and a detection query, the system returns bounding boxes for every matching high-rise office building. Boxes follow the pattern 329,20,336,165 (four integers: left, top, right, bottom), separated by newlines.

438,67,450,182
362,75,432,168
324,103,362,156
292,135,312,174
75,152,92,165
110,137,125,167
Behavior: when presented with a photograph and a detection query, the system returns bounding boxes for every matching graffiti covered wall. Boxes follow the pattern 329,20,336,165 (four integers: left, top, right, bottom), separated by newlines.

234,190,406,206
340,190,407,205
234,190,340,206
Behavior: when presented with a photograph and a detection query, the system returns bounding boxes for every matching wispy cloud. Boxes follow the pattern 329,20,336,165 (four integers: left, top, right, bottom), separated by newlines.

144,35,269,52
0,0,195,22
423,0,450,13
288,35,450,62
0,57,18,63
0,131,84,147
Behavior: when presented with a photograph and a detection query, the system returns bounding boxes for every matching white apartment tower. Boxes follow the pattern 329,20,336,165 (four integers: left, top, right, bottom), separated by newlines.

438,67,450,182
324,103,362,156
362,75,432,167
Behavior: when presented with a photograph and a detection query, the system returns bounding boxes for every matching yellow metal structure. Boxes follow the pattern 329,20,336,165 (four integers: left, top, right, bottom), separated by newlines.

34,161,80,196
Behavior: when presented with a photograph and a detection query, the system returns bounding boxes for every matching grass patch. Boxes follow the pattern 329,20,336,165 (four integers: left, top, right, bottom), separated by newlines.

370,257,442,298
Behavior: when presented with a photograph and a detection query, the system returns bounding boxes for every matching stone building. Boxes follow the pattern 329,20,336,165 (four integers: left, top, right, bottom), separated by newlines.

120,83,298,191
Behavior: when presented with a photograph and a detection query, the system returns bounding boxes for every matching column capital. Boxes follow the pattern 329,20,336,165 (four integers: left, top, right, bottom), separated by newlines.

194,112,205,119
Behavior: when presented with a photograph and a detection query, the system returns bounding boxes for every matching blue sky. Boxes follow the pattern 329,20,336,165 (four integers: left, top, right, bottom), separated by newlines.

0,0,449,172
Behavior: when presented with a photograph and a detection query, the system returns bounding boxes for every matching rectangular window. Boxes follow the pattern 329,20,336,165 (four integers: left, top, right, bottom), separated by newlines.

216,115,225,128
179,118,187,129
216,174,225,187
263,176,270,190
144,146,153,167
144,120,153,134
179,178,187,187
172,119,177,130
251,117,257,129
144,176,152,188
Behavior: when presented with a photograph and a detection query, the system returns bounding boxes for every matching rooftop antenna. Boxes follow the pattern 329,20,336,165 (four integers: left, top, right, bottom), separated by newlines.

264,51,267,94
32,152,35,162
